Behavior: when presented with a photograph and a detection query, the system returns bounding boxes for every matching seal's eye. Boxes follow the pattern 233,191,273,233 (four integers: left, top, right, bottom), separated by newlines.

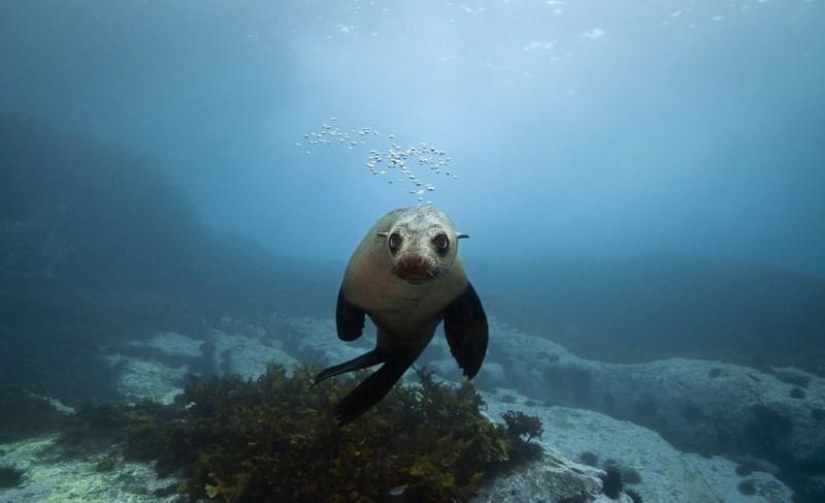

388,232,402,253
432,234,449,254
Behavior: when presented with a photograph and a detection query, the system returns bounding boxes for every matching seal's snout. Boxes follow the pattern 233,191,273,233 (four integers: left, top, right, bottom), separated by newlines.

395,254,433,282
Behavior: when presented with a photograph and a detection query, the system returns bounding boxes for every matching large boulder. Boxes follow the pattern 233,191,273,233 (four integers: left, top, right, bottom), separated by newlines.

472,447,620,503
108,327,299,403
488,320,825,500
481,392,792,502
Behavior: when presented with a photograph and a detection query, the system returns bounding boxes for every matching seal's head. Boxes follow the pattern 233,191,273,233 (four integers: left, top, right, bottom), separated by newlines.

377,206,468,284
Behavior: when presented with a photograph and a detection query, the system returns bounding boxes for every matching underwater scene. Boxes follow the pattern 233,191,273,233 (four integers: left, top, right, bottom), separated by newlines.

1,1,824,502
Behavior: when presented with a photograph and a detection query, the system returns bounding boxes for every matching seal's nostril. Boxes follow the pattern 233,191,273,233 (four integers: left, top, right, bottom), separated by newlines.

396,255,431,281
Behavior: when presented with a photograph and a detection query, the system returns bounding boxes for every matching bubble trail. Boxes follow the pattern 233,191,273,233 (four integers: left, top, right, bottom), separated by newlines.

298,118,459,204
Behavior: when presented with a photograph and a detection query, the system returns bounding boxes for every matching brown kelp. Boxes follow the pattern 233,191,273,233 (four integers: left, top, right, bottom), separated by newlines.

62,364,542,502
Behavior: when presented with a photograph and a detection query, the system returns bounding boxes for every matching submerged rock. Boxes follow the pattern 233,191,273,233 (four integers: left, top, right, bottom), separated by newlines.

481,394,792,502
472,449,614,503
106,354,189,404
130,331,205,359
0,435,179,503
210,329,298,378
487,320,822,501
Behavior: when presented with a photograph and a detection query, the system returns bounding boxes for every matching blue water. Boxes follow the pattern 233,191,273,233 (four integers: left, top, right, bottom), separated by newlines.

1,1,824,502
2,1,823,275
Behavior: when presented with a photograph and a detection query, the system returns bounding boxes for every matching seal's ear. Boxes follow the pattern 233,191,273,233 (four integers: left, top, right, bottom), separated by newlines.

377,232,388,237
457,233,469,239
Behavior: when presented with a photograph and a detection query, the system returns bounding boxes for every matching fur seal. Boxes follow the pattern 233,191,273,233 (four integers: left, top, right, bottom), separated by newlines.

314,206,489,425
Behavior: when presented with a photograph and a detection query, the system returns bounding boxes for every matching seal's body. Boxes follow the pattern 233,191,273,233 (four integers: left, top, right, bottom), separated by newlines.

314,206,489,425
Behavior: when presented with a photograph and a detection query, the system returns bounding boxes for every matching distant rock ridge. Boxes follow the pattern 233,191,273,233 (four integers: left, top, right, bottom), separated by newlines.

478,319,824,502
477,255,825,375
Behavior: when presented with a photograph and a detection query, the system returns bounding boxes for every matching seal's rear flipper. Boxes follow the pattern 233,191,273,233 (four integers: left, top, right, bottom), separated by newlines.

443,282,489,379
312,349,385,386
336,288,365,341
334,355,416,426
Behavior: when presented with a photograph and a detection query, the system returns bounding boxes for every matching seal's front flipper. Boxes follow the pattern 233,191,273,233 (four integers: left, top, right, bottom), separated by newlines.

336,288,365,341
443,282,489,379
334,355,416,426
313,349,385,386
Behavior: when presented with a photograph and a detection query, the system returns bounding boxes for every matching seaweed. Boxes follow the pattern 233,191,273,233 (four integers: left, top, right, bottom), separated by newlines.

501,410,543,442
620,466,642,485
87,364,544,502
500,410,544,466
599,465,623,499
